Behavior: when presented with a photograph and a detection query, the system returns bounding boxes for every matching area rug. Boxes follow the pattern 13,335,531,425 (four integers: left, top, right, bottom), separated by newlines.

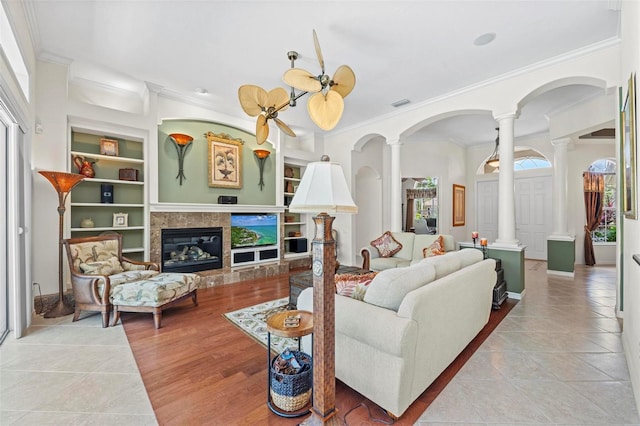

224,297,299,354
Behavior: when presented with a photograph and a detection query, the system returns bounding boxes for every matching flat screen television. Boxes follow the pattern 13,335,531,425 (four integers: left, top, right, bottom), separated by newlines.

230,213,279,249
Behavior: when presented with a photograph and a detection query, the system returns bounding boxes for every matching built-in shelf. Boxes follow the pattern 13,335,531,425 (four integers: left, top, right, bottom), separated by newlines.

70,226,145,232
283,162,309,256
71,150,144,164
71,203,145,208
123,247,144,254
79,177,144,185
70,129,147,261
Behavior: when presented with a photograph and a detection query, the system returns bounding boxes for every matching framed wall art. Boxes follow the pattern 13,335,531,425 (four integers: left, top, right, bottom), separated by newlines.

113,212,128,227
206,131,244,189
622,73,637,219
452,184,465,226
100,138,119,156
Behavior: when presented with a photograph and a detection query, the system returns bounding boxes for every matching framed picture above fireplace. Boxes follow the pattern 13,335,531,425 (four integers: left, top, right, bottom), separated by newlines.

206,131,245,189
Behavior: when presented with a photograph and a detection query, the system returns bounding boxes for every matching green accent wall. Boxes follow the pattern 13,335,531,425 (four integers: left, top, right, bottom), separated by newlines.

547,239,575,273
487,248,525,294
158,120,275,204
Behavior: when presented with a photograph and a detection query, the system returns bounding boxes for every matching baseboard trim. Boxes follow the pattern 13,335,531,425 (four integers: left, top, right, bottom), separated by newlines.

547,269,575,278
507,290,524,300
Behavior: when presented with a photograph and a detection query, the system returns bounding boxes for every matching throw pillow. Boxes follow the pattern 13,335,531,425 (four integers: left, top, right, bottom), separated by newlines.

370,231,403,258
335,272,378,300
79,256,123,275
121,261,147,271
422,235,445,258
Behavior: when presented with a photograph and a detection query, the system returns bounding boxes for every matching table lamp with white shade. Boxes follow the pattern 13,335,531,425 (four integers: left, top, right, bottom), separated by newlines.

288,155,357,425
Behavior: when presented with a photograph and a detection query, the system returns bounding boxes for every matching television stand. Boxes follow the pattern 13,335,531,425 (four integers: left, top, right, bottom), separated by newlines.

231,245,280,267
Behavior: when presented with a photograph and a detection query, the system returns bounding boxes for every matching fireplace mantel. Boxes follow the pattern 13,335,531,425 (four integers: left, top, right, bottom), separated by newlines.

150,203,286,214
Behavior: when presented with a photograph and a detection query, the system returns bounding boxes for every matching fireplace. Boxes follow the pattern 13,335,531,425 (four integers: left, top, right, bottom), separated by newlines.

161,227,223,273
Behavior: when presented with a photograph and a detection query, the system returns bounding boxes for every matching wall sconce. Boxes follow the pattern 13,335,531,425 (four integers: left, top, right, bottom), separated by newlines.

254,149,271,190
169,133,193,185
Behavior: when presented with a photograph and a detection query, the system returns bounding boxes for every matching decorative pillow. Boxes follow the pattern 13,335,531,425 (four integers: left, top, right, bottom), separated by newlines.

370,231,403,258
121,261,147,271
335,272,378,300
422,235,445,258
79,256,123,275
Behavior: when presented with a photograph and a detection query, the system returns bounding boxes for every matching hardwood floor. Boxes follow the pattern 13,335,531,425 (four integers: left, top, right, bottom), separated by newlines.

121,270,515,425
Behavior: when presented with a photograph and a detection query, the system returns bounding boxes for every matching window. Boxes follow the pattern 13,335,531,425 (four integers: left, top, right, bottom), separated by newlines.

589,159,616,243
514,157,552,170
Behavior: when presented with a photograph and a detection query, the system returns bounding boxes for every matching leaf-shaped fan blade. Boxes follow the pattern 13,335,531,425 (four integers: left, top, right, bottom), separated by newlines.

283,68,322,93
331,65,356,98
256,114,269,145
266,87,290,112
274,118,296,137
313,29,325,74
238,85,268,117
307,91,344,131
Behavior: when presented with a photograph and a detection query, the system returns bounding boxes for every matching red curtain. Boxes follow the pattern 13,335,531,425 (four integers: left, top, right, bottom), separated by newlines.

583,172,604,266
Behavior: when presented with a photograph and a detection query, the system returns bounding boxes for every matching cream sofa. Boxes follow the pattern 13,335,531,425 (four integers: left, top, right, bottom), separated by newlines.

361,232,456,271
297,249,496,418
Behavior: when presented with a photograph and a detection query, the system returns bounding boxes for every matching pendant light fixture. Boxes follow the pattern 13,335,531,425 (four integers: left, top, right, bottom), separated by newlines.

486,127,500,168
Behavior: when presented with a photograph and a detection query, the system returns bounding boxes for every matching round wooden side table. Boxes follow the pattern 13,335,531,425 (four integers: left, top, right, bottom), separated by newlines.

266,309,313,417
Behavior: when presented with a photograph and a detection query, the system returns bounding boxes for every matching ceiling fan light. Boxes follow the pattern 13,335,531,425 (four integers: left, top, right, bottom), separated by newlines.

486,157,500,167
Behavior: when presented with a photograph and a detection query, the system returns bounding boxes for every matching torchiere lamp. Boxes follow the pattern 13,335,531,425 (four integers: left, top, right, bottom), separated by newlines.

38,171,85,317
169,133,193,185
254,149,271,190
288,155,358,425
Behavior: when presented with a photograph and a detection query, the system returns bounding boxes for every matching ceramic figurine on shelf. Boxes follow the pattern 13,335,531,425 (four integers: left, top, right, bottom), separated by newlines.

73,156,95,178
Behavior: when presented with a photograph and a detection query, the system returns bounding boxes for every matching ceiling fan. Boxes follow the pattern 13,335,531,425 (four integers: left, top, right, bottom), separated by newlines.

238,30,356,144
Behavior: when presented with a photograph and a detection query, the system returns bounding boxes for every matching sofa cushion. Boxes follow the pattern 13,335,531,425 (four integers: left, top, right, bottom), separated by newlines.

389,232,415,261
370,257,411,271
335,272,378,300
79,256,123,275
422,252,462,279
370,231,403,258
422,236,445,258
364,261,436,311
456,248,484,268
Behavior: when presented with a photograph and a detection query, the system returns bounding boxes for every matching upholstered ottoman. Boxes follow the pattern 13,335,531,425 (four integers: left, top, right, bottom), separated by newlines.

109,272,200,328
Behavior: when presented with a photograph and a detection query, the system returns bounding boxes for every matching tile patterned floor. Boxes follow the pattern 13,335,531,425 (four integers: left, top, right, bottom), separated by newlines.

416,260,640,425
1,261,638,425
0,313,156,425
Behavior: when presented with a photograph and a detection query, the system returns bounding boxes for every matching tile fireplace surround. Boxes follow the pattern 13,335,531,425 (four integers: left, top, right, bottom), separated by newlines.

150,211,308,287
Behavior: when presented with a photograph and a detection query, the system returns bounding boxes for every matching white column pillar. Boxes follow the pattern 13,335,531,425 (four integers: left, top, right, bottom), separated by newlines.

551,138,571,236
494,112,520,247
388,137,403,232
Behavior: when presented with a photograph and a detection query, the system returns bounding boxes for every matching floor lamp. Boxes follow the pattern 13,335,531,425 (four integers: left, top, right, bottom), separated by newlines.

38,171,85,318
289,155,358,425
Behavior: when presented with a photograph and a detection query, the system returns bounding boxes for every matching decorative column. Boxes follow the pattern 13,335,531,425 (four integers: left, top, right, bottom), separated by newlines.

494,112,520,247
389,137,403,232
548,137,575,276
551,138,571,236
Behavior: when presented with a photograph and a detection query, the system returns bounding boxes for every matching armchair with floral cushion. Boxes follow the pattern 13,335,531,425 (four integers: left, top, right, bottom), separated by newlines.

63,234,160,328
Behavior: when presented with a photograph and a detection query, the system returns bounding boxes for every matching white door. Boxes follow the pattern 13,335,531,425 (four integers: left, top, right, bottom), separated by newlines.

515,176,552,259
476,180,499,244
476,175,552,260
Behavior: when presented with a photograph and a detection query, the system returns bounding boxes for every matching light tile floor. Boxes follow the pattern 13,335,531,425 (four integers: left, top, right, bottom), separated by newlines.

1,261,638,425
417,260,640,425
0,313,156,425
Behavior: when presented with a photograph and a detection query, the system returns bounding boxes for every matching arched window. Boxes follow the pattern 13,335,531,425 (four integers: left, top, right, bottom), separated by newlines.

481,147,551,174
589,159,616,243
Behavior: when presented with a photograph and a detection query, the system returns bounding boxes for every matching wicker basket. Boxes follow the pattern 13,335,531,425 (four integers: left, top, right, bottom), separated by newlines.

270,351,312,412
